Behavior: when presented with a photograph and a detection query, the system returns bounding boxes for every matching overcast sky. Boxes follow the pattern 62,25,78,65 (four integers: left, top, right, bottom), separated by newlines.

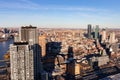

0,0,120,28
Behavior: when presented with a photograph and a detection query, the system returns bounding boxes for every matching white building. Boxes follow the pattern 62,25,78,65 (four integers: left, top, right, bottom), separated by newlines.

109,32,116,44
101,29,106,42
10,42,34,80
10,26,42,80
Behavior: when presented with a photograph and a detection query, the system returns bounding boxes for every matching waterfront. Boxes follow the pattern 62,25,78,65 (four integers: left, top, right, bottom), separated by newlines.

0,39,14,60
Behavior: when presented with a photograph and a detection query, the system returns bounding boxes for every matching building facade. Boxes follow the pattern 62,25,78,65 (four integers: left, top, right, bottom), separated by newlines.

21,25,38,45
95,25,99,40
10,42,34,80
87,24,92,39
109,32,116,44
21,26,41,79
101,29,106,42
10,25,42,80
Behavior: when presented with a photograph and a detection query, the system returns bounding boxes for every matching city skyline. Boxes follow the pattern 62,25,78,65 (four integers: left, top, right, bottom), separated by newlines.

0,0,120,28
0,25,120,80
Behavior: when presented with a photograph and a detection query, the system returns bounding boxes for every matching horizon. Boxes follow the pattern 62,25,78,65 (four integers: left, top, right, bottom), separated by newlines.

1,25,120,29
0,0,120,28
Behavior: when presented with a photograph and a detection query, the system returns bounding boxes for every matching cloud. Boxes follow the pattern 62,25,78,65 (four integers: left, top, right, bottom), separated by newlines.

0,0,39,10
41,7,101,12
0,0,108,13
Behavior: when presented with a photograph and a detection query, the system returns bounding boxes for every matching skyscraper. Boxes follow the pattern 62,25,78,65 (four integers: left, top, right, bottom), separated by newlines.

20,25,41,79
10,25,42,80
101,29,106,42
109,32,116,44
95,25,99,40
21,25,38,45
87,24,92,39
10,42,34,80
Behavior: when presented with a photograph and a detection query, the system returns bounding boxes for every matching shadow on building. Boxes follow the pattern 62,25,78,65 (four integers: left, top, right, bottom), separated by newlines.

65,46,78,80
85,54,100,70
67,46,74,59
33,44,42,80
83,33,88,38
42,42,62,79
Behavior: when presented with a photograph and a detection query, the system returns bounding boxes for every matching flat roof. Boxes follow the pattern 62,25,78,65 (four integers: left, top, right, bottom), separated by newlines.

14,41,28,45
21,25,37,29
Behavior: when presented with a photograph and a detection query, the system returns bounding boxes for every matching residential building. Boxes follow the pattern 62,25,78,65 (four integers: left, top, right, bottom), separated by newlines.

10,42,34,80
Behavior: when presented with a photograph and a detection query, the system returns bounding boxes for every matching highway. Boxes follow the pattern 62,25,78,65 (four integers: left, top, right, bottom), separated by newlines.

82,66,120,80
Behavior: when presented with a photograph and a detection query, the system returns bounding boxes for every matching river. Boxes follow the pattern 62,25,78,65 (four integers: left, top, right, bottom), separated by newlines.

0,39,14,60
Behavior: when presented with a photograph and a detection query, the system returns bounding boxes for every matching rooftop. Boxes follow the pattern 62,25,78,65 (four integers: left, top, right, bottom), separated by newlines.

21,25,37,29
14,41,28,45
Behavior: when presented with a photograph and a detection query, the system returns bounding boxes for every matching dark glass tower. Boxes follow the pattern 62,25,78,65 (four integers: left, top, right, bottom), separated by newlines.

95,25,99,40
87,24,92,39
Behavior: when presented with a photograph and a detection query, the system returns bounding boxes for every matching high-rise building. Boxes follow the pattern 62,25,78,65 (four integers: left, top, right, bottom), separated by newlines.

10,42,34,80
109,32,116,44
21,25,38,45
39,33,47,57
19,28,21,41
87,24,92,39
95,25,99,40
17,25,41,79
14,34,20,42
101,29,106,42
91,26,95,39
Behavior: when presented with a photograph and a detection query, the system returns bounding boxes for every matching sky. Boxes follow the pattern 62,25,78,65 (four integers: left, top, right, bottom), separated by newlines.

0,0,120,28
